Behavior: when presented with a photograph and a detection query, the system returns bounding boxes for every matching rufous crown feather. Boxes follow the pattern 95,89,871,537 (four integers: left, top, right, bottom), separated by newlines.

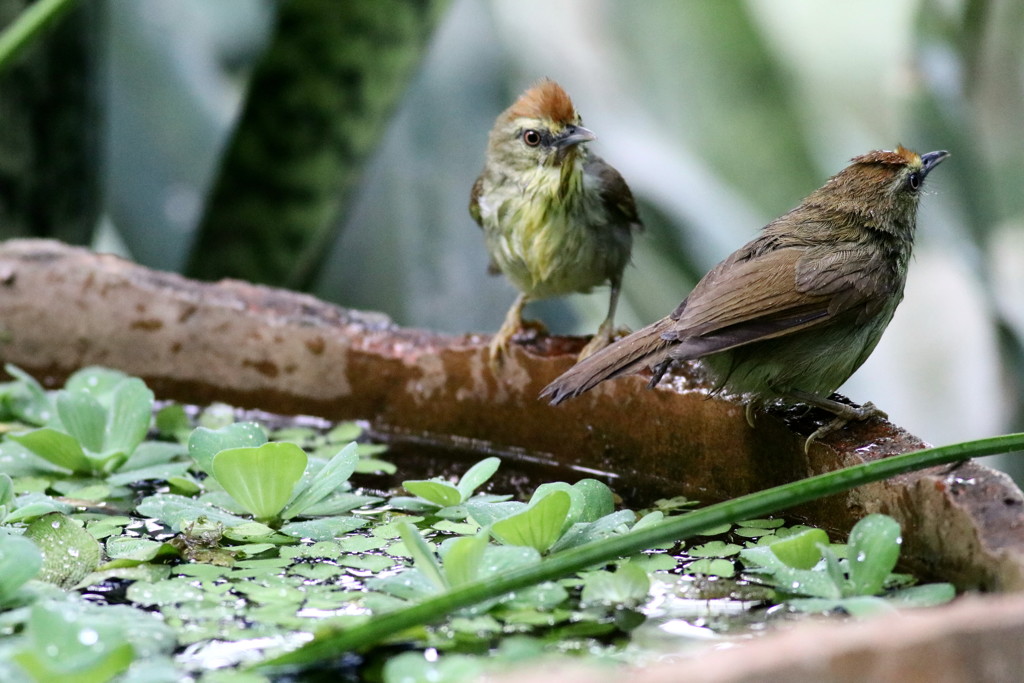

850,145,922,168
504,78,578,125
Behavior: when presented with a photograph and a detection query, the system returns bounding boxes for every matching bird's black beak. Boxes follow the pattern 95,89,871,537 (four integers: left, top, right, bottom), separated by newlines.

920,150,949,178
554,125,596,149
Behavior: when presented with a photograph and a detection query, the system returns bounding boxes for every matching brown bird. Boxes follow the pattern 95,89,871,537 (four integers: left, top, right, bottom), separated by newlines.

542,146,949,449
469,79,642,364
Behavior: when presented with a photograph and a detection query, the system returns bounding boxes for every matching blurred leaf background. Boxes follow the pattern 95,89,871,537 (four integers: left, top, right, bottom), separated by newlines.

1,0,1023,475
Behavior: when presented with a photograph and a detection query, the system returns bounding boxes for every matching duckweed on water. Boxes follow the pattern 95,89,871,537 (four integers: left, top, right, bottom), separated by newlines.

0,364,982,681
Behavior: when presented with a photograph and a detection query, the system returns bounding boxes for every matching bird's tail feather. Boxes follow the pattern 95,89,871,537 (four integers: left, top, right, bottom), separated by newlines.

541,317,676,404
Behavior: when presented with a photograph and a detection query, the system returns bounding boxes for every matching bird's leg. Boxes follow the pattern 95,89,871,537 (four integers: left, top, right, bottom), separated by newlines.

647,358,673,389
578,281,621,361
489,294,528,367
787,389,887,453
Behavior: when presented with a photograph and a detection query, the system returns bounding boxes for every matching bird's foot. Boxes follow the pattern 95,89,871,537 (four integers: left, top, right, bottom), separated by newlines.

518,318,549,337
577,319,631,361
577,327,612,361
488,318,549,368
802,401,887,453
488,330,513,370
489,296,532,370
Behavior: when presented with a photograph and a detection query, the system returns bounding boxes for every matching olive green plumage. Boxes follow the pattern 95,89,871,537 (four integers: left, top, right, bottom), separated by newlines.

469,79,642,363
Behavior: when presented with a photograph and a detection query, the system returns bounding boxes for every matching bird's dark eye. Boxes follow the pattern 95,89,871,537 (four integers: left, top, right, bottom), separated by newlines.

907,171,922,191
522,129,542,147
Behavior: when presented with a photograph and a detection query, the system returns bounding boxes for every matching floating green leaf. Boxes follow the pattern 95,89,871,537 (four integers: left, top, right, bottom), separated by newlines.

24,512,102,589
442,533,489,587
135,493,251,530
281,442,359,519
102,377,154,455
402,478,462,508
11,601,137,683
738,518,785,529
768,527,830,570
64,366,131,398
548,509,635,553
278,516,367,541
326,421,363,443
530,479,615,528
580,562,650,607
3,363,52,425
4,492,70,523
786,595,893,616
0,533,43,605
105,461,192,487
105,536,177,563
212,442,308,521
403,457,501,509
383,650,485,683
56,390,106,452
187,421,268,474
687,558,736,578
491,491,571,553
120,440,187,470
399,522,447,591
571,479,615,523
887,582,956,608
465,500,526,527
455,456,500,501
0,473,12,520
688,540,743,558
10,427,91,473
847,514,902,596
531,482,583,529
10,376,153,474
155,403,191,440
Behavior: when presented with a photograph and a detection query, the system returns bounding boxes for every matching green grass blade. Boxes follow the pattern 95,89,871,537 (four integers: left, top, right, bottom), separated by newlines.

0,0,79,71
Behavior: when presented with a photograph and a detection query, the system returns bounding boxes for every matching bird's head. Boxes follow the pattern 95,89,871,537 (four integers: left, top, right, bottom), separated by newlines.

487,79,596,172
812,146,949,239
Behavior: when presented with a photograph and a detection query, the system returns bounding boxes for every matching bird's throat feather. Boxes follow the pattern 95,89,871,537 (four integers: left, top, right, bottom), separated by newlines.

500,161,588,289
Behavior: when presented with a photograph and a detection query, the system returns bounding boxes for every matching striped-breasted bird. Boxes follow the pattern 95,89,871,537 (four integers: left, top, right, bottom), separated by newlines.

469,79,642,364
543,146,949,450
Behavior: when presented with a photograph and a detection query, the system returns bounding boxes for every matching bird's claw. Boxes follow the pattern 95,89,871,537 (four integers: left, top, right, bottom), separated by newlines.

577,319,631,361
578,330,612,361
488,333,512,370
803,401,888,453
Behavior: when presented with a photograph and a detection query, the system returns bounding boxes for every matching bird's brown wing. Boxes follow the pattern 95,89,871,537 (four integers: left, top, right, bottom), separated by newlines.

585,157,643,233
795,243,895,323
663,242,889,359
469,174,503,275
468,175,484,227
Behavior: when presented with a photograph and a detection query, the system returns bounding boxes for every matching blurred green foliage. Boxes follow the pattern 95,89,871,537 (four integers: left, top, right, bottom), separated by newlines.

188,0,447,289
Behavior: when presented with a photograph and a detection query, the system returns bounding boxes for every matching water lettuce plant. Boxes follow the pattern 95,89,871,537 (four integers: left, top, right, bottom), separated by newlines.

137,422,375,541
0,533,42,608
739,514,955,616
8,367,154,476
